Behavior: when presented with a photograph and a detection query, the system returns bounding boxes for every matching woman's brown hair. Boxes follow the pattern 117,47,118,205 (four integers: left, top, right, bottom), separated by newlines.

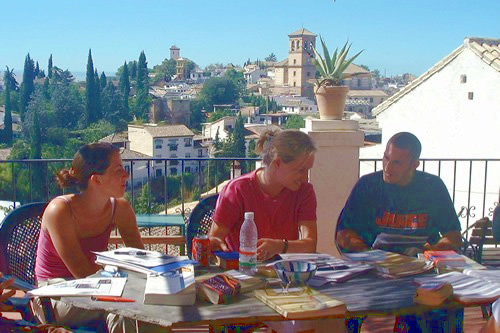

255,129,316,166
56,142,120,190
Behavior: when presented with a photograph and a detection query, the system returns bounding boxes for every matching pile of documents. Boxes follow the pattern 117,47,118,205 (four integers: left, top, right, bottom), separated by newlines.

414,281,453,306
423,250,465,269
372,233,429,256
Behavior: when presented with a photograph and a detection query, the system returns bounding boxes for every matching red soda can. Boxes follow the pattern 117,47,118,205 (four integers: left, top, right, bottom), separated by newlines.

192,235,210,267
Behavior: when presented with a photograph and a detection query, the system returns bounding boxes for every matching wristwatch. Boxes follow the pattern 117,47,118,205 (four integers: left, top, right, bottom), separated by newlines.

282,239,288,253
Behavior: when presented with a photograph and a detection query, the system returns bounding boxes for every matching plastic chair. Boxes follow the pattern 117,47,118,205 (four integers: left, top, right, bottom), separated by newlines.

185,193,219,259
0,202,54,323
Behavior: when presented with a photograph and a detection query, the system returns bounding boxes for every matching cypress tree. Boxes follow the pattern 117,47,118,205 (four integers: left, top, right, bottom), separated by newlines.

100,71,107,89
19,53,35,121
35,61,40,78
85,49,97,124
48,54,53,79
135,51,149,120
3,67,13,144
232,113,246,158
95,68,102,121
130,61,137,80
119,61,130,114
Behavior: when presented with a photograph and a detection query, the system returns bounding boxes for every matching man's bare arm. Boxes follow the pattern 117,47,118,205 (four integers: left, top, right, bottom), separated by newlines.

423,231,463,251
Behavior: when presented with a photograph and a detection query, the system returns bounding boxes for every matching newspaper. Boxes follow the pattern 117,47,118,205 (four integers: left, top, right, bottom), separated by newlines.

26,277,127,297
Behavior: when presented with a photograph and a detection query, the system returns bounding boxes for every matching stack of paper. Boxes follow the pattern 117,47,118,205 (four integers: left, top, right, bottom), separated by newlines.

414,271,500,305
94,247,194,275
144,265,196,306
344,250,433,279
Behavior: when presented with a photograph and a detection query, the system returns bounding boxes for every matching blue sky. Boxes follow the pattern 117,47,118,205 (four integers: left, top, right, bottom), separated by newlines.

1,0,499,79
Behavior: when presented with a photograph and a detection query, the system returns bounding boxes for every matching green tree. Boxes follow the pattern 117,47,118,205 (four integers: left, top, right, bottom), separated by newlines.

48,54,53,79
102,83,129,131
19,53,35,121
51,67,75,85
153,58,176,82
232,113,246,158
100,71,107,89
207,109,233,122
284,114,305,129
265,53,277,62
189,99,206,131
224,68,246,96
135,51,150,120
359,64,370,71
52,84,84,129
119,61,130,114
2,67,14,144
86,49,97,124
130,61,137,80
34,61,40,78
26,90,46,201
95,68,102,121
198,77,239,111
79,120,115,144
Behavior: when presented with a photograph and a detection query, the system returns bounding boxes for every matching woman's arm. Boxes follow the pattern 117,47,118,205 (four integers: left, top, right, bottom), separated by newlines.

257,219,318,260
114,198,144,249
42,201,101,278
208,221,230,252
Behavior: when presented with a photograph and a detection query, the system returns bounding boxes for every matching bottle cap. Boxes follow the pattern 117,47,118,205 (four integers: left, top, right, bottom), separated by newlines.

244,212,254,219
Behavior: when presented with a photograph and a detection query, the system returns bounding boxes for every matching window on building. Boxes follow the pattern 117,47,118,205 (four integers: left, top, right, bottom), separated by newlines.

169,144,178,151
170,154,178,166
185,153,190,158
370,97,374,103
155,169,162,177
293,82,296,87
155,155,162,164
307,72,310,77
198,149,203,157
170,168,177,176
293,71,296,77
468,92,474,100
460,74,467,83
357,79,361,87
184,138,192,147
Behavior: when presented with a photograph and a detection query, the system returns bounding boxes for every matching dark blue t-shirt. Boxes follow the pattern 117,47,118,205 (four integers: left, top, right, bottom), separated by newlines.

338,170,461,247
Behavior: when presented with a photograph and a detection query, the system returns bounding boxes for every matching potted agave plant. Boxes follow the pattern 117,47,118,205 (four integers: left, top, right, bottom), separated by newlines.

312,37,364,120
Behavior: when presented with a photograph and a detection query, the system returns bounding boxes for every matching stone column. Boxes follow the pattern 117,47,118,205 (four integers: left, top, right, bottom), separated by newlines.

302,119,364,257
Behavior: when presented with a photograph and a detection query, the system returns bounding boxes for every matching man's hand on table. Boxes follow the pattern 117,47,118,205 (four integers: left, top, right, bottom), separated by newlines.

423,231,463,251
257,238,283,261
337,229,370,252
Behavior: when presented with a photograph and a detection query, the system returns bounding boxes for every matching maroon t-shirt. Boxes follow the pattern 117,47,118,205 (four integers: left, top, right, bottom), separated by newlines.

213,169,317,251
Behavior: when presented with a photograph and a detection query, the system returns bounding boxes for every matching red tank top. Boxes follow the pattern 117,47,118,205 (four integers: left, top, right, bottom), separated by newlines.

34,196,116,281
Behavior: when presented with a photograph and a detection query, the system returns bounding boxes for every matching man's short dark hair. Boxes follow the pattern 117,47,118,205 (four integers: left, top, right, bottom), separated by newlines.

387,132,422,160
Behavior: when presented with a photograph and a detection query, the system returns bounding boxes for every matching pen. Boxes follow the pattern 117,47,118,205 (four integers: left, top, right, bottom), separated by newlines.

114,251,147,255
92,296,136,303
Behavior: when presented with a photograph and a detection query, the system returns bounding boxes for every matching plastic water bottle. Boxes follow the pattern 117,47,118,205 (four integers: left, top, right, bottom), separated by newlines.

239,212,257,275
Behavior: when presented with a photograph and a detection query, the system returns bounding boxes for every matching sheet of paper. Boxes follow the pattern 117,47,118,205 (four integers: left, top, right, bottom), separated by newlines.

27,277,127,297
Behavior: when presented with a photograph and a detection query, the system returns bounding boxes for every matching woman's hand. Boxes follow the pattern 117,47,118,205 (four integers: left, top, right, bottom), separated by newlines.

257,238,283,261
209,236,229,252
0,272,16,312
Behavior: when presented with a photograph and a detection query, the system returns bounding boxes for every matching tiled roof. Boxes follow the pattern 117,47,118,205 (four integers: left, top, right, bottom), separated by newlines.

170,45,179,50
0,148,11,160
289,28,317,37
244,124,282,137
373,37,500,116
99,132,129,143
348,90,388,97
344,64,370,75
274,59,288,67
346,99,370,106
141,124,194,138
466,37,500,72
120,149,150,159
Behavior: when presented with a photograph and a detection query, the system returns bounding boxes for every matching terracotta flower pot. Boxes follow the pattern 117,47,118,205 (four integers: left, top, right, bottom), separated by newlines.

315,85,349,120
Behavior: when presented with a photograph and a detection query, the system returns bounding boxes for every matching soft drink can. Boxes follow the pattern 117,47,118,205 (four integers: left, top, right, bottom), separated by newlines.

192,235,210,266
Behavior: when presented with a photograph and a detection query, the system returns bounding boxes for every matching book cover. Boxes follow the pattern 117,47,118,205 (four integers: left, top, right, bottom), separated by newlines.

253,288,346,320
423,250,465,268
413,281,453,306
197,274,241,304
144,265,196,306
212,251,239,270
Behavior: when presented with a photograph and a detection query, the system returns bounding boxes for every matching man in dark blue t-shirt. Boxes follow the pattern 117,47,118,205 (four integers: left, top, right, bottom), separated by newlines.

336,132,463,333
337,132,462,253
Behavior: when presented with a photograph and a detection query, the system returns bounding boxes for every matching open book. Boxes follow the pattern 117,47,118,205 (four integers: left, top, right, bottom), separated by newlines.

27,277,127,297
254,288,346,320
94,247,194,275
372,233,428,255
